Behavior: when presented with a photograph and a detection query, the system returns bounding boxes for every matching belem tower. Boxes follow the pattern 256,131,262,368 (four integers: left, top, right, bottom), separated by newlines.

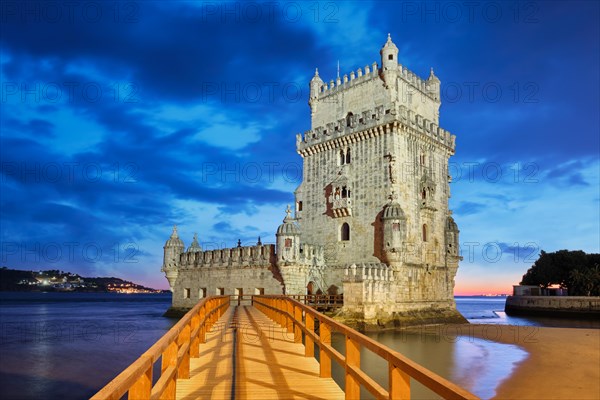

162,35,466,327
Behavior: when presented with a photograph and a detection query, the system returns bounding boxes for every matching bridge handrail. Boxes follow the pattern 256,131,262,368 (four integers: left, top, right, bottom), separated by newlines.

90,296,229,400
253,295,479,400
288,294,344,306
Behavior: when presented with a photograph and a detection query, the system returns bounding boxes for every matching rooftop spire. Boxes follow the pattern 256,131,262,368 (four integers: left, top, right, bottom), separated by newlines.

284,204,293,222
170,225,179,238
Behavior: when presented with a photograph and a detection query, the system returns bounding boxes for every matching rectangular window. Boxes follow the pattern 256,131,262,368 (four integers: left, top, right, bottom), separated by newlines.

297,201,303,211
285,238,293,248
216,287,224,295
199,288,207,298
184,288,190,299
392,223,400,231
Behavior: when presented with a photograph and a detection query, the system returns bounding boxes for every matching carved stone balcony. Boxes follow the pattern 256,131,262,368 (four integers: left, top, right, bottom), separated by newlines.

332,197,352,217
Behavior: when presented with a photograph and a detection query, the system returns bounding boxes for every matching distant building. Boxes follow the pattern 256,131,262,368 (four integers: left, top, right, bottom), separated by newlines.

162,35,465,326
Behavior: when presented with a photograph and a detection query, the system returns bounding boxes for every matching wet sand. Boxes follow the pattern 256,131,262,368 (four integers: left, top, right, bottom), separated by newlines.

464,324,600,399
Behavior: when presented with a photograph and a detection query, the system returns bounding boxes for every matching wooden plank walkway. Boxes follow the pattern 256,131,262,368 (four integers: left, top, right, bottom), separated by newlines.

176,305,344,400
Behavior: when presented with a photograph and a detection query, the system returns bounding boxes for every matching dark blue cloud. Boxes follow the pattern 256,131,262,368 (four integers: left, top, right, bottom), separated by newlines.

1,0,598,288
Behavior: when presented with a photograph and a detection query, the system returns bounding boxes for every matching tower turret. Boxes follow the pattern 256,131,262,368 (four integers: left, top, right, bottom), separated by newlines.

162,225,185,291
309,68,323,99
276,205,300,264
187,233,202,252
381,199,407,264
380,33,399,88
427,67,441,101
445,215,460,258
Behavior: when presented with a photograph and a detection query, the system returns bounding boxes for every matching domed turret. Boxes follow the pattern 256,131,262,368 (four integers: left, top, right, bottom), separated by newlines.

381,200,406,263
276,205,300,263
383,201,405,220
445,215,460,257
162,225,185,291
427,67,441,101
276,205,300,236
187,233,202,252
309,68,323,100
380,33,399,88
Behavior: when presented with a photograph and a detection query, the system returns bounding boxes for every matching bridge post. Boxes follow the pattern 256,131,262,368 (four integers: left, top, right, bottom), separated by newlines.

161,341,178,399
286,300,293,333
178,324,191,379
305,312,314,357
294,305,302,343
190,312,200,358
345,336,360,399
199,307,206,343
128,356,152,399
319,321,331,378
389,362,410,399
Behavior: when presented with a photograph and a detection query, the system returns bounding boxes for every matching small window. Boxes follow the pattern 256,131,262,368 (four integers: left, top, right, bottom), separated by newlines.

341,186,348,198
254,288,264,295
184,288,191,299
341,223,350,241
216,287,225,295
199,288,207,298
388,54,393,60
422,189,427,200
422,224,428,242
297,201,303,211
392,223,400,232
340,150,345,165
285,238,293,248
346,112,353,127
345,149,351,164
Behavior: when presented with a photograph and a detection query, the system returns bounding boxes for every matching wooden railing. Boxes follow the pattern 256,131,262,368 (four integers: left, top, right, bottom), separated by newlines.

288,294,344,309
91,296,229,400
253,295,479,400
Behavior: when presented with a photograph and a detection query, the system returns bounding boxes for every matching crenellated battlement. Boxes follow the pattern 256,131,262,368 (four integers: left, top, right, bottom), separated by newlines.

178,244,275,269
313,63,438,103
297,104,455,155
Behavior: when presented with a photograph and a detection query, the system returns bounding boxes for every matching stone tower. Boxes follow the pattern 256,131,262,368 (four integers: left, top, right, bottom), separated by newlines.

295,34,464,325
162,34,465,326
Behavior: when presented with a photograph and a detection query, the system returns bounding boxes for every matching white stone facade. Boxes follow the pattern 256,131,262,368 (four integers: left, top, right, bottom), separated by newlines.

162,35,464,325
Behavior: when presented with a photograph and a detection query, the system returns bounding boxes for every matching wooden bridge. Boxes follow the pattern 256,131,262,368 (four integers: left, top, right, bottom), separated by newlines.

91,296,478,400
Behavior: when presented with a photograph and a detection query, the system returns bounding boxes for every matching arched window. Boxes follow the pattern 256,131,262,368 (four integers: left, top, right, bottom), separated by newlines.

341,186,348,198
346,112,353,127
341,223,350,241
422,188,427,200
422,224,428,242
346,149,351,164
340,150,345,165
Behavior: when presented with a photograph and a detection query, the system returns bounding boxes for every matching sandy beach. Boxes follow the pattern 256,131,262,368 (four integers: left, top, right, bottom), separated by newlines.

462,324,600,399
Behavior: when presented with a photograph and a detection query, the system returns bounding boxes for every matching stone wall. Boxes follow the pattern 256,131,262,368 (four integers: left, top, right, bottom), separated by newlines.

505,295,600,317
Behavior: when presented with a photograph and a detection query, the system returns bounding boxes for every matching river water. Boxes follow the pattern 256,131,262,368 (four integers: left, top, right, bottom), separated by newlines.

0,293,596,399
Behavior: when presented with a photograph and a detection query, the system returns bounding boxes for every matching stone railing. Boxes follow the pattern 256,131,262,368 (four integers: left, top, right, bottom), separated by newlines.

343,263,394,282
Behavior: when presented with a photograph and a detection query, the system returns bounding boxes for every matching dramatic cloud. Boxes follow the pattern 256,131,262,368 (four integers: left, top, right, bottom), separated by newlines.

1,1,598,293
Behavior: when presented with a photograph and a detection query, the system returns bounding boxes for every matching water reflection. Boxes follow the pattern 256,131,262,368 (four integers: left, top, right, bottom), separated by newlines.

330,330,527,400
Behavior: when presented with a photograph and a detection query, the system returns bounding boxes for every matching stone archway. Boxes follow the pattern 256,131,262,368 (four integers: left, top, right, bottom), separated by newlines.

307,281,316,295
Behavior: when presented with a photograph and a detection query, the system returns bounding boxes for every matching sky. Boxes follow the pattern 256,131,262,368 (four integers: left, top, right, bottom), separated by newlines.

0,1,598,295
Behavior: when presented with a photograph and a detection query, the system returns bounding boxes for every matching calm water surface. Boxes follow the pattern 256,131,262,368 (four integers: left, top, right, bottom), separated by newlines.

0,293,596,400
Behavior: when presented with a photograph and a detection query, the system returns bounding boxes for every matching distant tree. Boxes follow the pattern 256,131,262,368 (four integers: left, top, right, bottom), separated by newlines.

521,250,600,296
